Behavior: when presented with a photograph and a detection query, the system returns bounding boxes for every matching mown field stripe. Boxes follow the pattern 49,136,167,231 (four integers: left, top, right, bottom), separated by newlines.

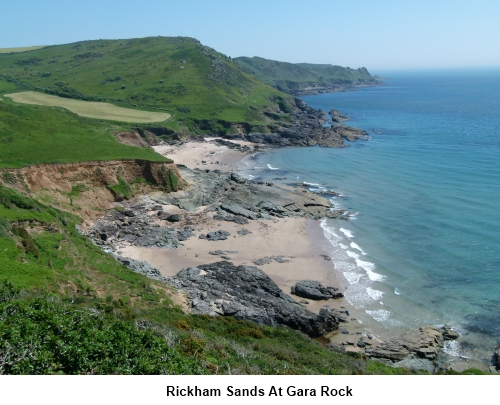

0,46,46,53
5,91,171,123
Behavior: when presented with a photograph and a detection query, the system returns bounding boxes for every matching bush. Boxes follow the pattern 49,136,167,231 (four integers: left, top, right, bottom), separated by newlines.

0,281,204,375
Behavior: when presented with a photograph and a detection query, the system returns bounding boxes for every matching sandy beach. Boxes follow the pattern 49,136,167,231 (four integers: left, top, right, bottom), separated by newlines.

153,138,257,172
94,137,370,350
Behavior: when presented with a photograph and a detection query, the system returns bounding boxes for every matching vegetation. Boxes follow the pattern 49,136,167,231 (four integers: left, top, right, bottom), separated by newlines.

0,184,412,375
5,91,170,123
0,100,169,168
0,36,296,134
0,46,46,54
107,176,132,200
234,56,378,93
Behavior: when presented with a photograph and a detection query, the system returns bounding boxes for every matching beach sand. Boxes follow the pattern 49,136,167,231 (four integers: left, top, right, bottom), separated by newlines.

111,138,374,350
153,138,257,172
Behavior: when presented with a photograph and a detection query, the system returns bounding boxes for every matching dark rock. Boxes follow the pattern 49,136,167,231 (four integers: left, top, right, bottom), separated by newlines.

291,280,344,300
165,261,340,338
253,257,273,266
329,109,350,123
357,338,366,348
167,214,183,222
199,230,231,241
237,228,252,236
220,202,258,220
213,214,249,225
441,324,460,340
209,250,226,255
176,227,195,241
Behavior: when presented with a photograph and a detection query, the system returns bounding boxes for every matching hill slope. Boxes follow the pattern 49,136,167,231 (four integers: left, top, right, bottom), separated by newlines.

0,37,295,134
234,56,380,95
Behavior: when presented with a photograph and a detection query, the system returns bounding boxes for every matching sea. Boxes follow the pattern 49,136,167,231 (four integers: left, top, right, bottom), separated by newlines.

238,68,500,365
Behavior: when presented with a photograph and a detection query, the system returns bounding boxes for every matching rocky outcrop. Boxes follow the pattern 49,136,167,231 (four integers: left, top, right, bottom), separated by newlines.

494,348,500,371
83,203,196,249
329,109,350,123
115,255,162,280
291,280,343,300
153,167,349,220
238,100,367,148
165,261,341,337
368,326,459,363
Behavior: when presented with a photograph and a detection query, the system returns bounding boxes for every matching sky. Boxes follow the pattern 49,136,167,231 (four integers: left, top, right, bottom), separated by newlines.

2,0,499,72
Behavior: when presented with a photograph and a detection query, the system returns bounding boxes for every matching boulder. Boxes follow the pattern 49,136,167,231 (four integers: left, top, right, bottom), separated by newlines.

291,280,344,300
167,214,183,222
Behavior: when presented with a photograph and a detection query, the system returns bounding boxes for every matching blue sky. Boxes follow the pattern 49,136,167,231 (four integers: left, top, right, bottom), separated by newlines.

2,0,499,72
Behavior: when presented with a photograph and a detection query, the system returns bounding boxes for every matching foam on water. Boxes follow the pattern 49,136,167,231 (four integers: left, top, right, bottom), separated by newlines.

320,219,389,312
350,242,366,255
367,287,384,301
267,164,280,170
366,309,391,323
339,228,354,238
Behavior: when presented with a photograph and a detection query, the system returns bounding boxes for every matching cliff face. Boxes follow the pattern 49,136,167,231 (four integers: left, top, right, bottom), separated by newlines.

0,160,185,222
234,57,381,95
18,160,184,193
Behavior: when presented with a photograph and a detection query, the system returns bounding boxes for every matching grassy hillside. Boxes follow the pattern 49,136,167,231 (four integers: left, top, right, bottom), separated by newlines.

234,56,379,94
0,100,168,168
0,184,413,375
0,37,295,133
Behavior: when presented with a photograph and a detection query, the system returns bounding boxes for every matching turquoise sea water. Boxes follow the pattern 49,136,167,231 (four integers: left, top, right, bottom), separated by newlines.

239,69,500,364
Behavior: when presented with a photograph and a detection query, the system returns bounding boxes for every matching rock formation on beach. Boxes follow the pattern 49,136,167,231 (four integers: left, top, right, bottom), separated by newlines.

367,325,460,372
165,261,341,338
291,280,344,300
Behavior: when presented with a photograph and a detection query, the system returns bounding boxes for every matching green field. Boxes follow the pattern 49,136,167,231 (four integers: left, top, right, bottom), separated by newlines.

0,36,294,133
5,91,170,123
0,100,168,168
0,46,45,54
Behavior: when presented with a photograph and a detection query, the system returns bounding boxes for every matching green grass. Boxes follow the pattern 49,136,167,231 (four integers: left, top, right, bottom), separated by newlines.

0,46,46,54
0,101,169,168
6,91,171,123
0,36,295,133
234,56,377,93
107,176,132,200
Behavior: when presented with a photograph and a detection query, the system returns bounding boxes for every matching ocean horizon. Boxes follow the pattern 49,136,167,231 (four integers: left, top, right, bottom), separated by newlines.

239,68,500,365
